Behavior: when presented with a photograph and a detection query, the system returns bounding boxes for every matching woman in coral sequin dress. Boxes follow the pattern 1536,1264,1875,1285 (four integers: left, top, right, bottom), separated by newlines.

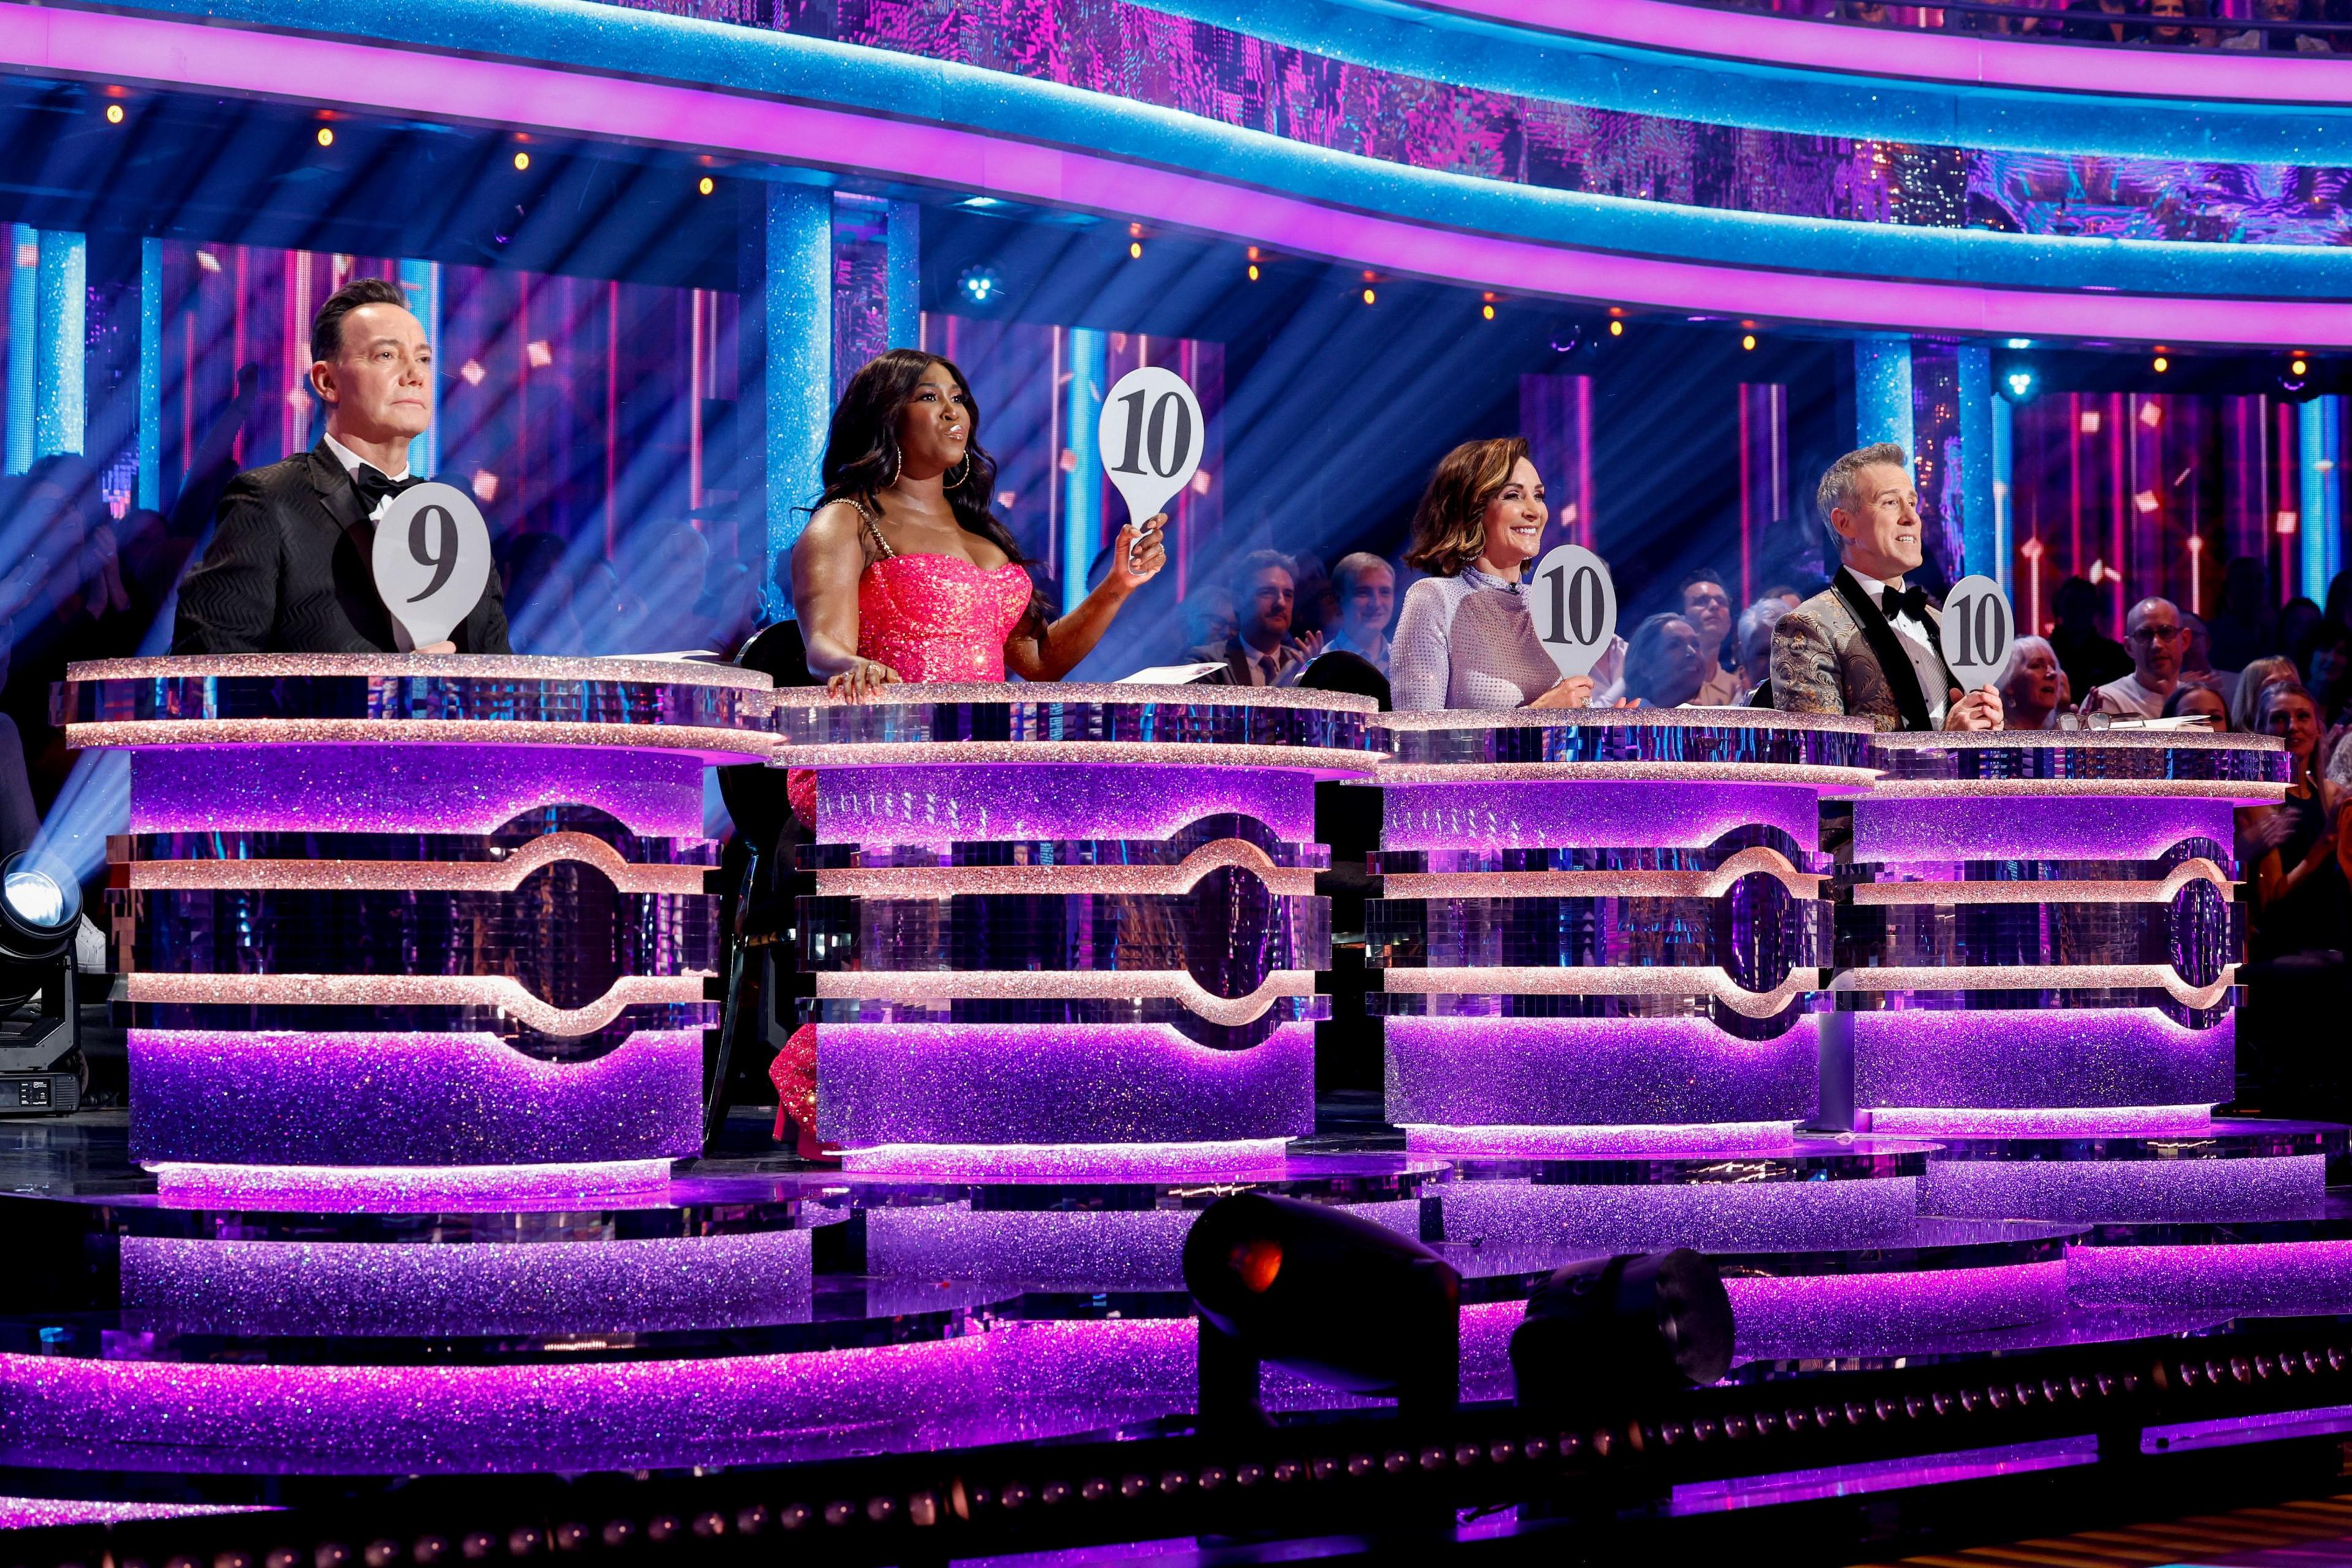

793,348,1164,695
773,349,1165,1147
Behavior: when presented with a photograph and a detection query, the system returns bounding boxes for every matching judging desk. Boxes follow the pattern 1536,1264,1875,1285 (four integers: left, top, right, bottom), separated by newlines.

56,661,2312,1204
59,654,772,1204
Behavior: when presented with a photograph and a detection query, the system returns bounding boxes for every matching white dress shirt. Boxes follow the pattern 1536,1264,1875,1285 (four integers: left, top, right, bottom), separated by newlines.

323,432,419,649
1842,567,1948,726
321,432,412,523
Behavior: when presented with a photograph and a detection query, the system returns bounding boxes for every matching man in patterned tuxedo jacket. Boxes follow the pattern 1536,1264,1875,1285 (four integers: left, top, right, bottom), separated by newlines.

173,277,508,655
1770,442,2003,734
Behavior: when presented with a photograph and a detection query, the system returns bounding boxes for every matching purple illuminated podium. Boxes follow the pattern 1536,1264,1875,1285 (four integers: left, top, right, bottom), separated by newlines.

1366,709,1875,1156
769,682,1375,1177
60,654,774,1204
1363,710,1959,1276
1846,728,2339,1222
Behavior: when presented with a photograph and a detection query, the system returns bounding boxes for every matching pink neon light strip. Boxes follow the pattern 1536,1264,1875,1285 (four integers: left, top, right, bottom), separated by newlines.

2,6,2346,345
1449,0,2352,105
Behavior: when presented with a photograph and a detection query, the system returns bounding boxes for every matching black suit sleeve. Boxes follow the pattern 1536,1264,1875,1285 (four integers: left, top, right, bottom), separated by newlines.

462,566,513,655
171,473,283,654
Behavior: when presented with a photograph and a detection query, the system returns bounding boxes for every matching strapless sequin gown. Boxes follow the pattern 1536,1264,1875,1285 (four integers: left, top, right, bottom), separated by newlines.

783,552,1031,824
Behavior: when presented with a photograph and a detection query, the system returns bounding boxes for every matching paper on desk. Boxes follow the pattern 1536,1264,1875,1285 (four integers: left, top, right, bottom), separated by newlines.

1115,662,1225,685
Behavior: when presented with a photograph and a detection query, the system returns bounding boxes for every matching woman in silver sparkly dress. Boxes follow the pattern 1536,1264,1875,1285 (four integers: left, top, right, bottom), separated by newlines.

1389,437,1596,712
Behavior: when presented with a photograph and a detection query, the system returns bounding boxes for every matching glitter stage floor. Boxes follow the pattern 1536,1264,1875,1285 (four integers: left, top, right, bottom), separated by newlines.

4,1107,2350,1513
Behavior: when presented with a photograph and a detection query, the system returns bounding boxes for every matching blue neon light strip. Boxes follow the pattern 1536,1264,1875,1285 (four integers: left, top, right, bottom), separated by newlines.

51,0,2352,311
5,223,32,475
1063,327,1104,618
1145,0,2352,164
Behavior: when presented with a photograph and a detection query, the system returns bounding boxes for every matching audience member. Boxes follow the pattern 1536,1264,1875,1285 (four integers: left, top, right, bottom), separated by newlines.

2063,0,2135,42
2001,635,2068,729
2209,557,2277,671
2326,567,2352,641
1204,550,1314,686
2048,575,2133,699
1735,597,1789,691
2145,0,2195,43
2162,682,2230,728
2087,596,2187,718
1289,552,1338,642
2232,653,2300,736
2303,625,2352,724
2222,0,2331,49
2282,595,2326,666
1676,568,1746,705
1180,587,1236,662
2241,680,2348,960
1618,612,1711,708
1323,552,1396,675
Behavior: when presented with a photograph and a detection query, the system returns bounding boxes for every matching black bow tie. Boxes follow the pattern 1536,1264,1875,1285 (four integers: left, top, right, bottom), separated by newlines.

1880,584,1929,620
350,464,420,516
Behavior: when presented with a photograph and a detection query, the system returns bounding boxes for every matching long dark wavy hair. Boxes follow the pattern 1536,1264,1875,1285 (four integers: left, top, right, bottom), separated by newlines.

817,347,1048,628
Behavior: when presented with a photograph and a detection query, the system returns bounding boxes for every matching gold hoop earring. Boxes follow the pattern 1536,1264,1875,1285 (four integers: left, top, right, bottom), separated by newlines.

948,454,971,488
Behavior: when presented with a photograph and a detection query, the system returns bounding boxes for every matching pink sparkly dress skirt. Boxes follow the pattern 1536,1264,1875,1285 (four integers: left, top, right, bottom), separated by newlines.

775,552,1032,1145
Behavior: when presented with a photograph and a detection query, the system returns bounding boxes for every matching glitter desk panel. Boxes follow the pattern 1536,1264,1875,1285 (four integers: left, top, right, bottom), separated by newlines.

1365,712,1869,1150
62,656,753,1177
774,685,1377,1166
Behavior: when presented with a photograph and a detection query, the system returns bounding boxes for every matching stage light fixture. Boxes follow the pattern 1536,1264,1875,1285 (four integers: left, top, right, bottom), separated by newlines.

1129,241,1142,259
1,851,84,1114
315,126,333,147
1482,304,1495,320
1362,287,1376,304
698,176,714,195
105,104,124,124
1608,319,1624,337
955,265,1003,308
513,151,530,172
1742,333,1757,350
2154,355,2168,372
1247,264,1260,281
1184,1193,1460,1426
1510,1250,1735,1414
1549,324,1583,355
1998,363,2040,404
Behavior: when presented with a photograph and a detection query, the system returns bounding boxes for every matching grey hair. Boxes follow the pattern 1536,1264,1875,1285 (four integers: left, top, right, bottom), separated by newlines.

1330,551,1393,593
2000,633,2055,690
1736,596,1789,647
1815,442,1910,556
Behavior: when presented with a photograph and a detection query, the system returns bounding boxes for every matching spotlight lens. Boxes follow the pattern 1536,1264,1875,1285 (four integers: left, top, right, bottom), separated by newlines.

1129,241,1142,259
2292,358,2309,376
1227,1238,1282,1294
1482,304,1495,320
2,867,67,931
513,151,530,171
315,126,333,147
2154,356,2168,372
1741,334,1757,350
1362,287,1375,304
1247,264,1259,281
105,104,124,124
698,175,714,196
1608,320,1624,336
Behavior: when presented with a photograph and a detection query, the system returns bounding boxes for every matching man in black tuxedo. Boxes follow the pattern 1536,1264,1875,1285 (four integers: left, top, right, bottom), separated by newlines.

1769,443,2001,732
173,277,508,654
